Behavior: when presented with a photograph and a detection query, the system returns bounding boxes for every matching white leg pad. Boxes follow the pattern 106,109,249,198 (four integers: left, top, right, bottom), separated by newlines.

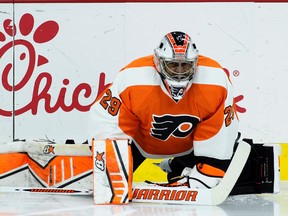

93,139,132,204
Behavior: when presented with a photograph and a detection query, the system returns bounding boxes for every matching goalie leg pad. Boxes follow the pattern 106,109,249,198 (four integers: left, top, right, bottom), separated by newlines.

93,139,133,204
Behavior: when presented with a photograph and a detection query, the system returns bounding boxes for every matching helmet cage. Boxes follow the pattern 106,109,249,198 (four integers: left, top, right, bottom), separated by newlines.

158,56,198,82
153,31,199,100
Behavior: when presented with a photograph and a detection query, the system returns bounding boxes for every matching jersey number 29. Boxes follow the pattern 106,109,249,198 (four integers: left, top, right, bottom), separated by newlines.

99,89,121,116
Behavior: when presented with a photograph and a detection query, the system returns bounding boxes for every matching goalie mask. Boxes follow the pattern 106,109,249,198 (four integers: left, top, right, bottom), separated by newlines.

153,31,199,101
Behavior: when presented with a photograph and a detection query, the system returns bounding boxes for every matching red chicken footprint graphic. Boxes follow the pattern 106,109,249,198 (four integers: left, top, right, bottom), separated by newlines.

0,13,59,92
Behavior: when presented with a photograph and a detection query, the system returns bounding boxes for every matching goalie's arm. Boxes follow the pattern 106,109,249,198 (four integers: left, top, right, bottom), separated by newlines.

89,73,139,141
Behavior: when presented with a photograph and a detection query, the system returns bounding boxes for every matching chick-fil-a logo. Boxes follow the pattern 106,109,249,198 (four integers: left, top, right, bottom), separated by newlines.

0,13,108,117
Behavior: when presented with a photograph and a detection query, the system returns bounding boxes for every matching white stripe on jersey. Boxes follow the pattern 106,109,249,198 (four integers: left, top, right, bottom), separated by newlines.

117,66,161,90
116,66,173,99
194,66,229,89
117,65,229,93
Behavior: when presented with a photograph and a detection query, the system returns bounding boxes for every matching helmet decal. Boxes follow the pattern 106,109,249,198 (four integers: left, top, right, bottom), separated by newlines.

166,31,190,57
170,85,185,99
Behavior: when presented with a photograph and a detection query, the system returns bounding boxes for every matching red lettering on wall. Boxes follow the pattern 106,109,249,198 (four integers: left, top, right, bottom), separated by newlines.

0,13,110,117
0,69,108,116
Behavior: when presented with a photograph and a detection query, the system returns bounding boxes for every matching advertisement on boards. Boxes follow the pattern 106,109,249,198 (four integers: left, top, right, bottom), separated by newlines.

0,2,288,144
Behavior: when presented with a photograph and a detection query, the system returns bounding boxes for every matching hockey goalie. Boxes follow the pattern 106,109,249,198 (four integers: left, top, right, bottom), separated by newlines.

0,31,281,205
89,31,281,205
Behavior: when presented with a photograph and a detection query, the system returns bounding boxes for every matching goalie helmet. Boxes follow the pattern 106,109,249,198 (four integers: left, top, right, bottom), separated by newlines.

153,31,199,101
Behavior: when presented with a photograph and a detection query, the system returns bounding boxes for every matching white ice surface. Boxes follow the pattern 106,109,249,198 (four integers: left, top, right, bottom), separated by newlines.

0,181,287,216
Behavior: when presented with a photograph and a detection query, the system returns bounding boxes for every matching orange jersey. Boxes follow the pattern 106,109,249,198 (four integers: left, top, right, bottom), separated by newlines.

90,55,239,159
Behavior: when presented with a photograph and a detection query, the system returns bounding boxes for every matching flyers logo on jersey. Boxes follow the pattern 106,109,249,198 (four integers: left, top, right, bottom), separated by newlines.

150,114,200,140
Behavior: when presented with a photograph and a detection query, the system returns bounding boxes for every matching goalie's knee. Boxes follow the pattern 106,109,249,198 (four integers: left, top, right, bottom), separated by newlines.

92,139,133,204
